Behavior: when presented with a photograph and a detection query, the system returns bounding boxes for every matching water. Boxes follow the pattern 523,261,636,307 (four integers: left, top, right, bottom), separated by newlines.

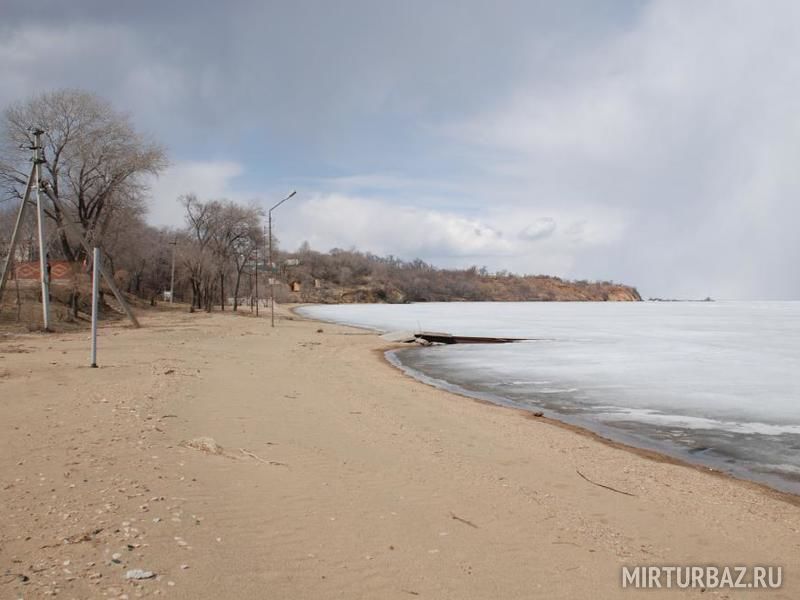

298,302,800,493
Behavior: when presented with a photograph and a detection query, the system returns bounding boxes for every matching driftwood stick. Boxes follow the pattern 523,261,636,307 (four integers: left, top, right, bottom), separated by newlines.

239,448,287,467
449,511,479,528
576,469,636,497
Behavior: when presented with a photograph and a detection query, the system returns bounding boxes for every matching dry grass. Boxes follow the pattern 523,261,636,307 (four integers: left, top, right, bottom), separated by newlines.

0,279,123,333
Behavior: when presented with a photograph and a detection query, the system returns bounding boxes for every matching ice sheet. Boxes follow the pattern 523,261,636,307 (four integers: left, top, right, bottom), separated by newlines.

299,302,800,491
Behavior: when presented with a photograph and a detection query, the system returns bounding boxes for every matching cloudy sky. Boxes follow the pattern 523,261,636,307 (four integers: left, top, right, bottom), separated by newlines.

3,0,800,299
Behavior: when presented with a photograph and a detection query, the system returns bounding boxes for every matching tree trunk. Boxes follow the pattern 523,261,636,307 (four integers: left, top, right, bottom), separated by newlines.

220,272,225,311
70,289,79,320
233,269,243,311
204,283,213,312
58,227,76,263
15,276,21,322
191,279,200,309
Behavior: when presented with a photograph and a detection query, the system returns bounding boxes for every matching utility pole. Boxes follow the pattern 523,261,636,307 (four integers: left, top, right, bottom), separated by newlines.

0,128,140,329
0,128,49,325
169,237,177,303
32,129,51,330
268,191,296,328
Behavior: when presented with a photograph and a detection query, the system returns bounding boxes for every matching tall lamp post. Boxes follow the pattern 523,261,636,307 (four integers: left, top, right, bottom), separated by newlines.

268,190,296,327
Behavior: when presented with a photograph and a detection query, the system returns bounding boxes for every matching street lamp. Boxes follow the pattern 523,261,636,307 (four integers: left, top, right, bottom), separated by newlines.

268,190,296,327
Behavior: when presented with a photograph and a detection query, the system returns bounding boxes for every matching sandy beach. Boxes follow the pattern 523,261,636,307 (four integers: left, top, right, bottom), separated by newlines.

1,307,798,599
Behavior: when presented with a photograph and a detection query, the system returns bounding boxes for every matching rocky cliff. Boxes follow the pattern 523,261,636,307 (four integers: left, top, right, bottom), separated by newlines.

275,247,641,304
284,274,641,304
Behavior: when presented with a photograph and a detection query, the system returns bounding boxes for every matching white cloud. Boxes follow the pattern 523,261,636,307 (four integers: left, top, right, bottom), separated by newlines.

518,218,556,241
276,193,627,276
447,0,800,297
279,194,509,258
146,160,247,226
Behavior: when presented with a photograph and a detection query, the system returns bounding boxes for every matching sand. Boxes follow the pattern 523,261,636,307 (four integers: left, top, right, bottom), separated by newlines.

1,306,798,599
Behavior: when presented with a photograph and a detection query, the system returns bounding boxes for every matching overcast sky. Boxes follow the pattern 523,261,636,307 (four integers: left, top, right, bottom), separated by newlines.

3,0,799,299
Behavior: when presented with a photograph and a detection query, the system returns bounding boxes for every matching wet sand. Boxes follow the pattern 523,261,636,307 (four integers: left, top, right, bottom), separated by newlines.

385,346,800,497
1,307,798,598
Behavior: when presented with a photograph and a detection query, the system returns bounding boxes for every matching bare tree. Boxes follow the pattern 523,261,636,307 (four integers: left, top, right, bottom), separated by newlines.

210,202,262,311
230,223,263,311
180,194,219,310
179,195,264,311
102,215,176,302
0,89,167,262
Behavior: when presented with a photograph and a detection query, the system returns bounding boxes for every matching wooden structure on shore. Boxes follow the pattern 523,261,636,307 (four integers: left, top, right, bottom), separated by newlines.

381,330,530,345
414,331,529,345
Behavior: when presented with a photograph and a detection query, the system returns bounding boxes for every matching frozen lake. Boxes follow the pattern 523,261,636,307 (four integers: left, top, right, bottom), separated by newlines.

298,302,800,493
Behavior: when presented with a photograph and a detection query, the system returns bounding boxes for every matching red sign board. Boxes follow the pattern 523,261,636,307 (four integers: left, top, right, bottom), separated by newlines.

14,260,74,281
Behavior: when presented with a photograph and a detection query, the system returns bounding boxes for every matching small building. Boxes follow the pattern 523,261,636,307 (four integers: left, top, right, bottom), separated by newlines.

290,280,302,292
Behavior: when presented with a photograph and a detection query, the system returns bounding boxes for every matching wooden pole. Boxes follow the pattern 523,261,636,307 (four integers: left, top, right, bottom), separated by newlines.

40,183,141,328
0,166,35,306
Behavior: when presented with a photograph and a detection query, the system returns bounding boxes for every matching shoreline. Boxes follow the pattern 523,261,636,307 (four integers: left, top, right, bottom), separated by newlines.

294,304,800,505
382,347,800,508
2,306,799,598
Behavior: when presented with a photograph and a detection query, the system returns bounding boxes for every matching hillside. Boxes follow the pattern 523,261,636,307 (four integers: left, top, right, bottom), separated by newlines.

276,247,641,304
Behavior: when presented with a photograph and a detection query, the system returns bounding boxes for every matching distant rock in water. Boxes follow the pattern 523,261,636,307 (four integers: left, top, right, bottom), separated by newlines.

648,297,715,302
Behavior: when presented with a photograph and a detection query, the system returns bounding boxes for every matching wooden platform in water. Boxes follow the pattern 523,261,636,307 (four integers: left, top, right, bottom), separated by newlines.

414,332,529,345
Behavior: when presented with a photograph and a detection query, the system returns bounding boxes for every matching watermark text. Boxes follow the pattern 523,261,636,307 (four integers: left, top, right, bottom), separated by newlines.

621,566,782,589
